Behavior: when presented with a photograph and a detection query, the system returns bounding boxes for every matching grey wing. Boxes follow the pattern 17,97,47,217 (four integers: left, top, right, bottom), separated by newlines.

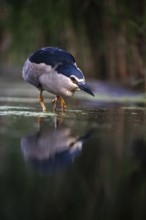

22,59,41,89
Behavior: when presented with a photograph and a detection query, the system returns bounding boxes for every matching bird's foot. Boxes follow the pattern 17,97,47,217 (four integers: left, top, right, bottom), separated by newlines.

38,95,47,112
52,96,59,111
37,117,44,125
52,96,67,111
60,97,67,111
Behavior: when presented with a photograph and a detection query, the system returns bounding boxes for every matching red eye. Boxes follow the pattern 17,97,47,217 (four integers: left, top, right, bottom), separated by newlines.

70,77,77,83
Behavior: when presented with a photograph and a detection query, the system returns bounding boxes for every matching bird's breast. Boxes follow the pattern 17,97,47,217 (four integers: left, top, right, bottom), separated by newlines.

39,69,78,97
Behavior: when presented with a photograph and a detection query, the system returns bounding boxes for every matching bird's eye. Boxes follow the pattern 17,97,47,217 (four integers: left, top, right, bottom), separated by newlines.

70,76,77,84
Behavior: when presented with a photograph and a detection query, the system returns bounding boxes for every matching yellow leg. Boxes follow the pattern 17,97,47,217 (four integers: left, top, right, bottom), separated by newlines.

60,97,67,111
52,96,67,111
37,117,44,126
38,92,47,112
52,96,59,111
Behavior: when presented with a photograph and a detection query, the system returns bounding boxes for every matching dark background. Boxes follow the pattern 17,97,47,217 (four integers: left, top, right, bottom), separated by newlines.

1,0,146,91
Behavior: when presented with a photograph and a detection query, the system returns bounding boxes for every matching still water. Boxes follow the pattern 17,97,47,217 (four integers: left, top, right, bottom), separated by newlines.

0,100,146,220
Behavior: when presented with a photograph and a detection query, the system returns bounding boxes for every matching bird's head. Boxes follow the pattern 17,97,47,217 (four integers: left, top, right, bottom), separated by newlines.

70,75,94,97
56,64,94,97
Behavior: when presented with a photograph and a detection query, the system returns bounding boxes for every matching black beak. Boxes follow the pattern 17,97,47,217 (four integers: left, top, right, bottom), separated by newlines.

78,82,94,97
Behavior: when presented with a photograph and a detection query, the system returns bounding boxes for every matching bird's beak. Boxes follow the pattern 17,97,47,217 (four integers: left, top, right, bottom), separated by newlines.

77,82,94,97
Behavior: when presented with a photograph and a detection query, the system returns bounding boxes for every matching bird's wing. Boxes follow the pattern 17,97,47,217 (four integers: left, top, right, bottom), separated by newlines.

56,64,85,82
29,47,75,67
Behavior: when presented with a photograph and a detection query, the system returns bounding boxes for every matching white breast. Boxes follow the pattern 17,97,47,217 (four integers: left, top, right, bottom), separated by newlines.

39,67,78,97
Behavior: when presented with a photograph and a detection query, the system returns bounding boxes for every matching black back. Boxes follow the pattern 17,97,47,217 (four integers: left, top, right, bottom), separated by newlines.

29,47,75,67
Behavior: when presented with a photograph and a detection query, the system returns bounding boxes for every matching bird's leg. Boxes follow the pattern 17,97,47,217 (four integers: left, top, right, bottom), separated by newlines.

54,113,64,128
52,96,60,111
38,91,47,112
52,96,67,111
37,117,44,126
60,97,67,111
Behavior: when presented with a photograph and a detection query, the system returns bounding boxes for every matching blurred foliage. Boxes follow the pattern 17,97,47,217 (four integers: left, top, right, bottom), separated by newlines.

1,0,146,88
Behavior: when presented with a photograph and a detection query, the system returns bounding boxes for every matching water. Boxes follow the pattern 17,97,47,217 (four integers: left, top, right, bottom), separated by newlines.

0,100,146,220
0,75,146,219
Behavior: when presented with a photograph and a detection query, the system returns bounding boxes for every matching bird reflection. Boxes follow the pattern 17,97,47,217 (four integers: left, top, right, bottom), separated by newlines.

21,116,92,175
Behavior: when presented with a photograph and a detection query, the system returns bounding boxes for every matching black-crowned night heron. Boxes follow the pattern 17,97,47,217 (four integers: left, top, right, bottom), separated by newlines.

22,47,94,112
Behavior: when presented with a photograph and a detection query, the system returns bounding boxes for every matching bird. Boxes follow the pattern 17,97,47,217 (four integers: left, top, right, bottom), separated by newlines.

21,119,93,175
22,47,94,112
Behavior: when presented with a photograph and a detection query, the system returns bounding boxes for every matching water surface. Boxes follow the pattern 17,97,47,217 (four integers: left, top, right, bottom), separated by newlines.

0,99,146,220
1,74,146,220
